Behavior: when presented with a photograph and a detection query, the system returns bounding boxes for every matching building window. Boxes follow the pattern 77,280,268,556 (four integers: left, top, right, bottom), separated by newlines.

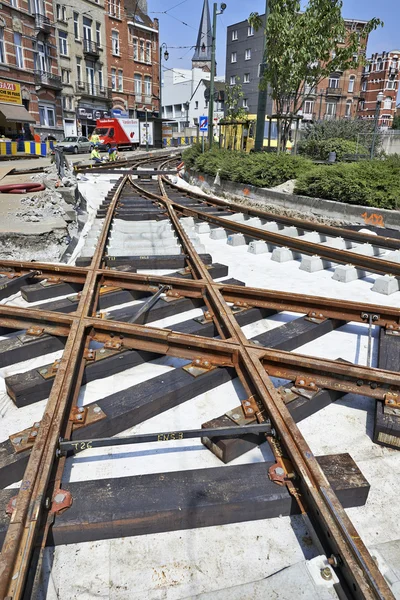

146,41,151,63
144,75,151,96
304,100,314,115
108,0,121,18
62,96,73,110
326,102,336,117
0,29,5,64
364,64,370,73
98,69,103,90
231,52,237,63
96,23,101,47
353,53,358,63
73,12,79,40
377,60,383,71
59,31,68,56
10,0,18,7
229,75,236,85
345,100,352,117
111,68,116,90
195,100,198,109
328,76,339,88
361,80,367,91
348,76,355,93
112,30,119,55
140,40,144,61
387,80,396,90
77,58,82,83
14,33,24,68
384,96,392,110
245,48,251,60
117,69,123,91
61,69,70,83
248,25,254,36
243,98,248,108
231,30,237,41
39,105,55,127
133,38,138,60
56,4,66,21
244,73,250,83
134,73,142,95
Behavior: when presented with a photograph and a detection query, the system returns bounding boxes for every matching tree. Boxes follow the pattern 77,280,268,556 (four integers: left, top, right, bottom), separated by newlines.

392,114,400,130
249,0,382,152
224,77,248,121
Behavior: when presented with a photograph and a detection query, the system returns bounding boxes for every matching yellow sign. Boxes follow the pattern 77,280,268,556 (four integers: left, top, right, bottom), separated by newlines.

0,79,22,105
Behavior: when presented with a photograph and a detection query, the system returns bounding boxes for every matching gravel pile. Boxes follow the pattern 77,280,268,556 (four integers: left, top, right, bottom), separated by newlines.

15,189,66,222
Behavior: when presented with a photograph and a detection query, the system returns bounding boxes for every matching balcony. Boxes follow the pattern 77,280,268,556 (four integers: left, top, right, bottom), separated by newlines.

34,71,62,90
302,112,316,121
304,85,317,96
326,86,342,97
34,13,52,34
75,82,112,99
83,40,101,59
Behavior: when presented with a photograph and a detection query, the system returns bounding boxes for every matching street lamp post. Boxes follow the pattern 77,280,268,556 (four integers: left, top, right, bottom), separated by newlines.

208,3,226,148
370,91,384,159
159,43,169,121
145,108,149,152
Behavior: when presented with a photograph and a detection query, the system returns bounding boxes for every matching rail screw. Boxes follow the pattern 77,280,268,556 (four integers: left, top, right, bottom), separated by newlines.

320,567,333,581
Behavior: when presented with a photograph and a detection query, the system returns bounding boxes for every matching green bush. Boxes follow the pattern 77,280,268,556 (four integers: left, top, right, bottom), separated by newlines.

298,138,369,161
301,118,380,149
186,147,314,188
182,143,203,168
295,157,400,209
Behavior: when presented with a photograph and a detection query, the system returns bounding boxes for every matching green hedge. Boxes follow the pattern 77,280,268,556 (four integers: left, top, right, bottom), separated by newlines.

183,147,314,188
295,156,400,209
298,138,369,162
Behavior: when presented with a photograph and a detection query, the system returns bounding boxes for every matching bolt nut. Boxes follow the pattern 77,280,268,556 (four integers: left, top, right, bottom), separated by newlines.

275,467,285,476
54,493,66,503
78,407,84,413
76,414,83,420
298,380,305,386
320,567,332,581
40,369,48,375
31,431,38,437
93,407,101,413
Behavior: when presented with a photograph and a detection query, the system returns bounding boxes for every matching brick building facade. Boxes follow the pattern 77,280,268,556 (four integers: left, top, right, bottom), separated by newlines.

301,20,368,122
357,50,400,128
0,0,63,139
105,0,159,119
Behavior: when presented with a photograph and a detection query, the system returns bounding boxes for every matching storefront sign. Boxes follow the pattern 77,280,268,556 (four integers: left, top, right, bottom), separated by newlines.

0,79,22,105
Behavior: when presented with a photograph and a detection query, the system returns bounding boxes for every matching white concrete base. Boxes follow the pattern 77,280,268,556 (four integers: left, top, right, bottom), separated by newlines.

385,250,400,263
323,236,353,249
302,231,323,243
300,255,331,273
372,275,400,295
350,243,379,256
248,240,269,254
332,265,366,283
227,233,246,246
261,221,281,232
196,223,211,234
210,228,227,240
281,226,302,238
180,216,195,227
271,247,299,262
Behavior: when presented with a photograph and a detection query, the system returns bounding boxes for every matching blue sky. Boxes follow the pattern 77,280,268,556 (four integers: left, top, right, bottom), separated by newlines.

149,0,400,77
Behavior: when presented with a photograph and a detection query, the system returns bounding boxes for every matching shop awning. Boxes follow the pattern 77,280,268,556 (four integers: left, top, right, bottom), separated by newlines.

0,103,35,123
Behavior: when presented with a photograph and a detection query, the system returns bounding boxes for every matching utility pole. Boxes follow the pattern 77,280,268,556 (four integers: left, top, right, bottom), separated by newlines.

159,43,169,121
254,0,270,151
208,3,226,148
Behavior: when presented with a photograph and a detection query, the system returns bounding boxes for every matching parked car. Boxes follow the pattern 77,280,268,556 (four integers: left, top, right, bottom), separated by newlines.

55,136,93,154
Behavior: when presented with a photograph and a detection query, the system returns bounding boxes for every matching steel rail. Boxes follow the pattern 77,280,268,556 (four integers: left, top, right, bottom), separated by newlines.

97,269,400,327
154,172,394,599
0,175,128,599
167,197,400,278
0,157,395,598
164,175,400,251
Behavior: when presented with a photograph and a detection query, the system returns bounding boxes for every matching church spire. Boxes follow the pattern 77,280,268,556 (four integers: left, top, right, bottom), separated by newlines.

192,0,212,72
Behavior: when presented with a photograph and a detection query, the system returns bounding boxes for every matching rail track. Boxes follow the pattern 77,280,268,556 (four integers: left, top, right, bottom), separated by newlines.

0,152,399,599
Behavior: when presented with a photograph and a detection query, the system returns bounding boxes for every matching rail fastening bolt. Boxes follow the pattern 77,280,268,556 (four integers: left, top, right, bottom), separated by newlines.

320,567,332,581
298,380,305,386
275,467,285,476
54,493,66,503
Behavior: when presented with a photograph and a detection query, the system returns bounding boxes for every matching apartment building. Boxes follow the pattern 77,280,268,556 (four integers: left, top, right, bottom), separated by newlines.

104,0,159,119
225,16,368,122
0,0,63,139
358,50,400,128
225,14,272,116
54,0,110,137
